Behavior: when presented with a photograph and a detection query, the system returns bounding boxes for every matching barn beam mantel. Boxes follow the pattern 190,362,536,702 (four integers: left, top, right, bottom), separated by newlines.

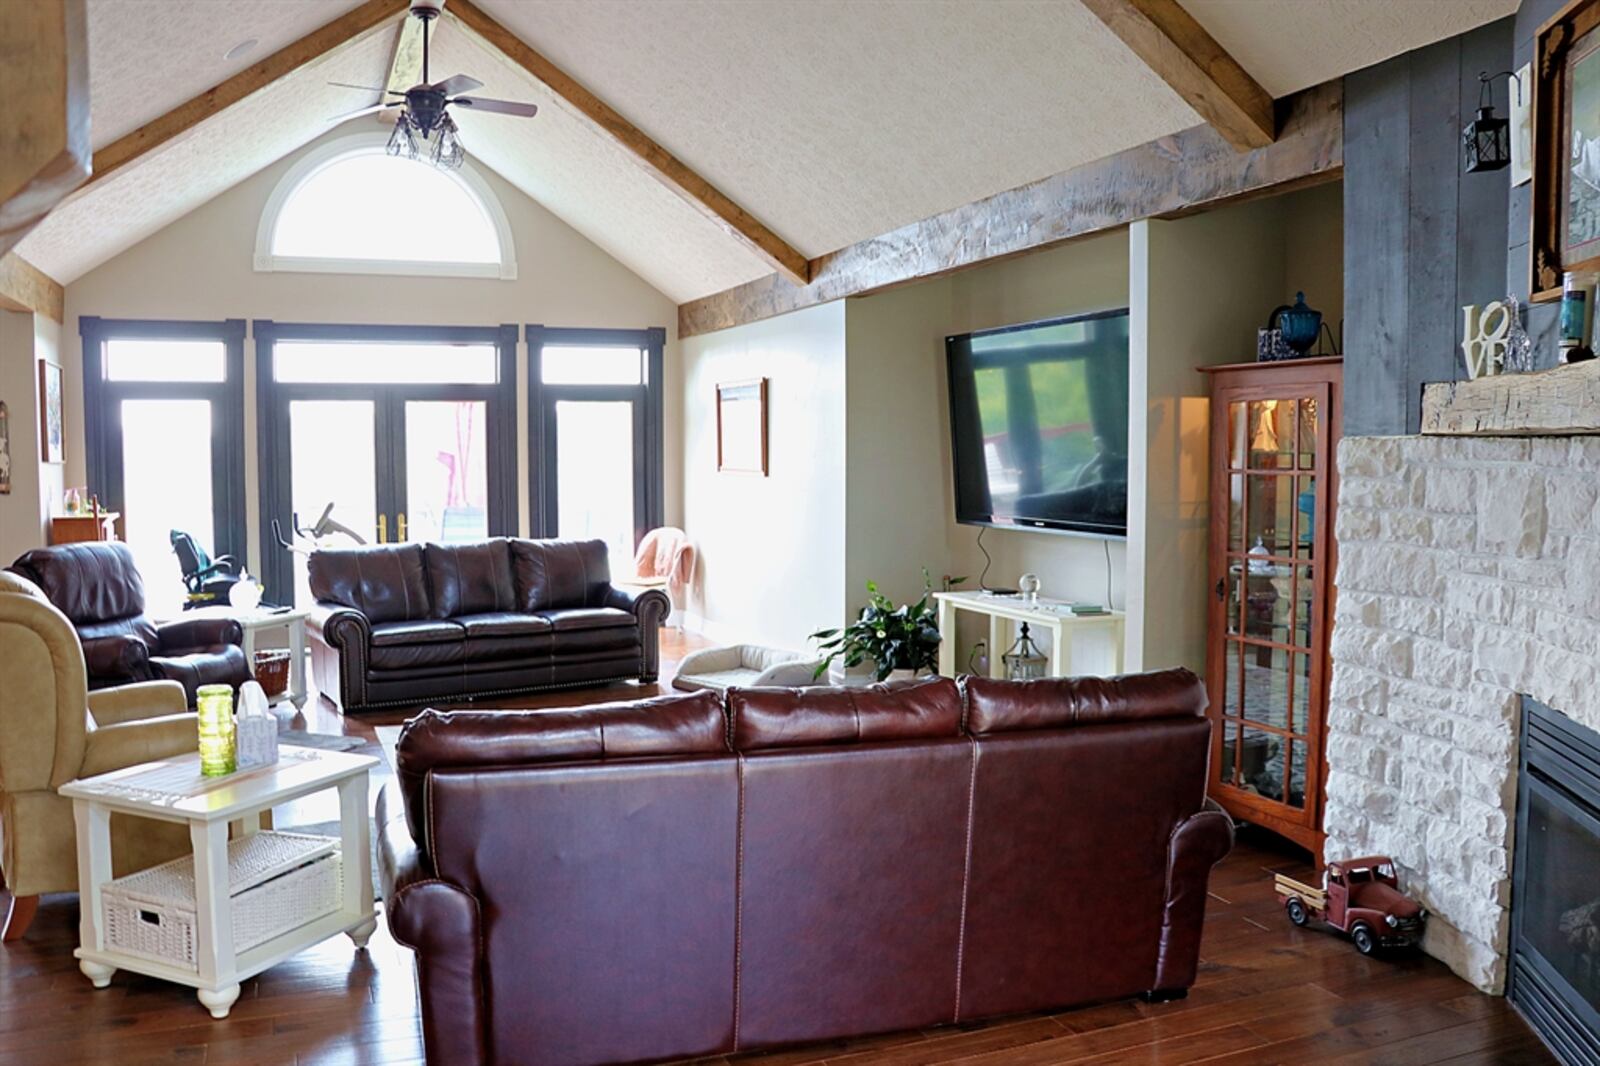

0,253,65,323
1422,362,1600,436
446,0,810,287
679,80,1340,339
88,0,405,190
1081,0,1275,152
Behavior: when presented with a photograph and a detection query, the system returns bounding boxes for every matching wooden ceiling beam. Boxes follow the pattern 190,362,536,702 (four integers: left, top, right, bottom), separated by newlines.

445,0,811,287
1081,0,1275,152
679,81,1340,339
88,0,406,190
0,0,90,257
0,253,65,323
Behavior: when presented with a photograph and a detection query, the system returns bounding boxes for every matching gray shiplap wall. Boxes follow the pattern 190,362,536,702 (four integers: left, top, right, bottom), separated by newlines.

1343,17,1514,436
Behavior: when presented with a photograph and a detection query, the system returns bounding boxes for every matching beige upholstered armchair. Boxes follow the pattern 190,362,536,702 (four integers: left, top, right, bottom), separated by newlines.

0,571,197,940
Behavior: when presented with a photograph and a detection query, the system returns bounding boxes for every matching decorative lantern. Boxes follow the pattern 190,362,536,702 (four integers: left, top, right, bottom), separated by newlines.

1463,71,1518,174
1002,623,1049,681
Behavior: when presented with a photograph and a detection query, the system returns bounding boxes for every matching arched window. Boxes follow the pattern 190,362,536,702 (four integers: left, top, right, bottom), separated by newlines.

255,132,516,279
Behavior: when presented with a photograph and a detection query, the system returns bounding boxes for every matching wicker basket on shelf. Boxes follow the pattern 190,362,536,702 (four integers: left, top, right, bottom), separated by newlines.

253,649,292,698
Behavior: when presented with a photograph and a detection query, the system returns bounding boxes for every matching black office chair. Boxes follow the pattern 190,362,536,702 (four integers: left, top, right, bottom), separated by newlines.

169,530,242,609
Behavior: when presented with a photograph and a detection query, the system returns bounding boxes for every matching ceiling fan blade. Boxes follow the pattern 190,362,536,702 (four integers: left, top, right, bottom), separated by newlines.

431,73,484,96
327,101,394,122
452,96,539,118
328,80,400,94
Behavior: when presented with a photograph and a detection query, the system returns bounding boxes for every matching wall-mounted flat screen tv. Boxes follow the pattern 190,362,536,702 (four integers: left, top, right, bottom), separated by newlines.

946,309,1130,538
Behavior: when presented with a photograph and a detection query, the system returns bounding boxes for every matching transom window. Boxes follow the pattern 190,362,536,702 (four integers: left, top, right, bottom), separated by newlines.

255,132,516,279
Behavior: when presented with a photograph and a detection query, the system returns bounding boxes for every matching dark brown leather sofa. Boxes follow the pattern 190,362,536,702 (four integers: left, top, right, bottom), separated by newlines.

8,542,250,705
307,538,670,714
379,669,1233,1066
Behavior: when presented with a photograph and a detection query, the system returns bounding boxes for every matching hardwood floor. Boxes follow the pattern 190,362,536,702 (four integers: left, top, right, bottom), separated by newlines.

0,630,1556,1065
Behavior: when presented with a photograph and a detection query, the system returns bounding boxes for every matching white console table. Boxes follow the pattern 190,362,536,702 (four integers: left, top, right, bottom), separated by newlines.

933,591,1126,679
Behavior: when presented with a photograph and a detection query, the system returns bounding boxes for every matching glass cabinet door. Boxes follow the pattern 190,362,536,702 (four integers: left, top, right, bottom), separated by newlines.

1210,375,1333,841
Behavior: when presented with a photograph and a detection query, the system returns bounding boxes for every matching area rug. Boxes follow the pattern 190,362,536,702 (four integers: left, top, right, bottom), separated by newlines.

273,731,392,900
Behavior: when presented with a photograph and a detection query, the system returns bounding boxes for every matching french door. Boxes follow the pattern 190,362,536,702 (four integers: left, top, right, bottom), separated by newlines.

258,323,517,607
528,326,664,569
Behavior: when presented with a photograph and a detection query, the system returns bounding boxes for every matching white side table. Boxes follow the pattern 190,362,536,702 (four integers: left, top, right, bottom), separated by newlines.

933,590,1126,678
59,745,377,1018
183,605,310,705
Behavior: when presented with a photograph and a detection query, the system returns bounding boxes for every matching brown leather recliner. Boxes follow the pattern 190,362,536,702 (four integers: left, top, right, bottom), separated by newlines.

8,543,250,706
379,669,1234,1066
307,538,670,714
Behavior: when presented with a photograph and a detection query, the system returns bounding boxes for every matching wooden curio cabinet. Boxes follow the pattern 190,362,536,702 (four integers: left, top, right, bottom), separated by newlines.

1199,357,1342,853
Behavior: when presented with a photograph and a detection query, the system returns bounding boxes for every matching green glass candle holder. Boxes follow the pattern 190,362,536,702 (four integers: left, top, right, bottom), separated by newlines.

196,684,236,777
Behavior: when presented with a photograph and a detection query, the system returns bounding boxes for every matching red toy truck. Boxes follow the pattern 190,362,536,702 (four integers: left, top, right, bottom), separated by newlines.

1274,855,1425,955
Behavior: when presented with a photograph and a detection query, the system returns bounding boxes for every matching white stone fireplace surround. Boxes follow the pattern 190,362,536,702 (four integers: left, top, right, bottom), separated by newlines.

1327,434,1600,994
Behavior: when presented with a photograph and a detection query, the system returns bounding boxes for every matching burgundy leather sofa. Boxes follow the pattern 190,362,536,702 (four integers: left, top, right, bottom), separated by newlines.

307,538,669,714
379,669,1233,1066
8,542,250,705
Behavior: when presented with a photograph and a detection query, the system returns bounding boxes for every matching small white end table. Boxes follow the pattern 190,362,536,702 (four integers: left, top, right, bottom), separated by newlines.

60,745,377,1018
933,590,1126,678
182,605,309,705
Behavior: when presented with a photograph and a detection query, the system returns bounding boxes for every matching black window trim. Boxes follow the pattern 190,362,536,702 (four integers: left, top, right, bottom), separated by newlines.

79,315,249,567
254,319,519,605
525,324,665,550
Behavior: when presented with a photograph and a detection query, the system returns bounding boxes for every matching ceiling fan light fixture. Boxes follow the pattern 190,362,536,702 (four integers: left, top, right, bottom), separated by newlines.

387,111,421,161
431,115,465,170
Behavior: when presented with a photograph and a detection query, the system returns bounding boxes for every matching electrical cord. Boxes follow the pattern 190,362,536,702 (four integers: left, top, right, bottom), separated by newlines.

977,525,994,591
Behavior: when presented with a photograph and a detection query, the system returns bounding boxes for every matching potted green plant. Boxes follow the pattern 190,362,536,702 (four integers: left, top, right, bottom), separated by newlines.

811,571,960,683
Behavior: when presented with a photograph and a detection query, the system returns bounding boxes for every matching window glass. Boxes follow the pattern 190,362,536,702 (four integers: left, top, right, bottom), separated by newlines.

555,400,635,564
271,152,500,264
289,400,377,608
122,399,213,618
105,339,226,382
542,345,643,386
404,400,488,543
274,341,498,384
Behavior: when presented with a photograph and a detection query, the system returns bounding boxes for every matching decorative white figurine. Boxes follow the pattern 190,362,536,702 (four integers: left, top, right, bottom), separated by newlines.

1460,301,1512,380
229,574,263,611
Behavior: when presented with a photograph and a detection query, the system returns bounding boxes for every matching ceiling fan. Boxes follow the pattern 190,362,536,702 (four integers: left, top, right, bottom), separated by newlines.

329,0,538,169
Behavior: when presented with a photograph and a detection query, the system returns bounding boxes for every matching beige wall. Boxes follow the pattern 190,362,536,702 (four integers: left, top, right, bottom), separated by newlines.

0,311,64,565
680,301,847,650
60,123,679,577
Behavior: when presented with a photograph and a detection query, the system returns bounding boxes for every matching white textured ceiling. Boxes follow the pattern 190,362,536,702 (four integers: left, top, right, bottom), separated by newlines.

1183,0,1520,98
471,0,1203,259
87,0,370,149
27,0,1527,300
18,25,394,283
433,19,773,302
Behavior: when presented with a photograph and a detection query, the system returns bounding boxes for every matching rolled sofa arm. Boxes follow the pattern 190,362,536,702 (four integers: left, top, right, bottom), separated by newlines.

388,879,488,1066
81,634,151,686
155,616,243,652
1153,798,1235,992
605,586,672,683
307,602,371,648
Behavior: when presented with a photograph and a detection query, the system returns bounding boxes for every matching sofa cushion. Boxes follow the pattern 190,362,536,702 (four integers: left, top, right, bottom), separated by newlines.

539,606,635,632
510,539,611,611
396,690,728,844
308,544,432,623
9,542,147,626
424,540,515,619
728,676,962,752
961,668,1205,735
370,619,466,646
457,612,553,638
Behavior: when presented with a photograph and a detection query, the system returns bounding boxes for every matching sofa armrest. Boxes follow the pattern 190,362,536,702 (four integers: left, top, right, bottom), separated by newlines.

376,781,432,899
388,879,487,1066
81,634,150,685
1154,798,1235,992
307,602,371,648
88,680,188,727
80,714,199,779
155,616,243,653
603,584,670,625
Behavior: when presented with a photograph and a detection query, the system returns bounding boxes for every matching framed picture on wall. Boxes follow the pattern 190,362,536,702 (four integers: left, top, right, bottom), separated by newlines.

39,360,64,464
716,378,768,475
0,400,11,494
1532,0,1600,300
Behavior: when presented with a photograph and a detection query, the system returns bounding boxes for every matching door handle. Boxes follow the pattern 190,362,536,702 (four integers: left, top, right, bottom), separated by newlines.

398,513,407,542
377,515,387,544
1215,578,1226,602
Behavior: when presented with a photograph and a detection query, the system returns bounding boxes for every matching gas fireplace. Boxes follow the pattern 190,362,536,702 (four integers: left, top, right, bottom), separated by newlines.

1510,697,1600,1065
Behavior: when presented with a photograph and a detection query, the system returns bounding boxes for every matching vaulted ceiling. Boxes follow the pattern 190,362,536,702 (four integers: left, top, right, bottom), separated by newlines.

15,0,1520,303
